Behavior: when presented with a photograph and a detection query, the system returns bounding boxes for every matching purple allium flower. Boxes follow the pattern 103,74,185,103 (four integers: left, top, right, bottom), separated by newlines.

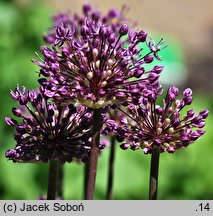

34,18,163,109
44,4,127,44
5,86,95,163
114,86,208,153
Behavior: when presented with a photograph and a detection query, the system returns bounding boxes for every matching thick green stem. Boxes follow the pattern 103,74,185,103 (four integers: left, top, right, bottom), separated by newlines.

47,160,58,200
85,108,102,200
149,148,160,200
106,135,116,200
57,162,64,198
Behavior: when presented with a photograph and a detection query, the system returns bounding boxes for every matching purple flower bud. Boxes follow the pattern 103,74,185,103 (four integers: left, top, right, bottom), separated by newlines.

108,33,116,43
197,121,205,128
12,108,22,117
187,109,196,119
81,26,89,38
16,125,26,133
116,135,125,142
5,149,16,158
134,69,144,78
10,90,19,100
5,117,17,126
120,143,130,150
28,90,37,102
137,30,147,42
170,86,179,96
184,96,193,105
119,24,128,36
144,55,154,63
83,3,92,15
183,88,192,98
148,73,159,82
152,66,164,74
167,146,175,153
155,106,163,115
108,9,119,18
190,130,202,140
199,109,208,119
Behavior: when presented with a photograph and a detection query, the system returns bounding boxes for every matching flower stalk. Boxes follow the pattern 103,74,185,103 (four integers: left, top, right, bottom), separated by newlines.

47,160,59,200
149,148,160,200
85,108,102,200
57,162,64,198
106,135,116,200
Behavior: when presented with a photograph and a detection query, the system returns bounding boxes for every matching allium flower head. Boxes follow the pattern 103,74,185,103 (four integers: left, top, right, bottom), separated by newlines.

34,17,164,109
113,86,208,153
5,85,94,163
44,3,127,44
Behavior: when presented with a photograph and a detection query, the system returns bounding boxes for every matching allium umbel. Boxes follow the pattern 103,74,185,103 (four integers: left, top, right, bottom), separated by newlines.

44,3,126,44
5,86,94,163
113,86,208,153
34,18,164,108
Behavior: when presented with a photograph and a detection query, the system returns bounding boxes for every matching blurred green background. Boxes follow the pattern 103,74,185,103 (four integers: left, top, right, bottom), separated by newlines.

0,0,212,200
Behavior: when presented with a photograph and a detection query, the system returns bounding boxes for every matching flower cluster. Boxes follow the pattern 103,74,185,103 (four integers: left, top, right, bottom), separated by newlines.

5,86,95,163
44,3,127,44
34,17,164,109
106,86,208,153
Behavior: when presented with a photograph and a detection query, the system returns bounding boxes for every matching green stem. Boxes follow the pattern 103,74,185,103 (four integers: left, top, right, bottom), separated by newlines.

57,162,64,198
85,108,102,200
106,135,116,200
47,160,58,200
149,148,160,200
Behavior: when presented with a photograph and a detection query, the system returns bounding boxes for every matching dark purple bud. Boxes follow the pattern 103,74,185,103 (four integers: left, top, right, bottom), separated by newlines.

119,24,128,36
144,55,154,63
120,143,130,150
172,119,180,127
190,130,203,140
116,135,125,142
183,88,192,98
152,66,164,74
10,90,19,100
170,86,179,96
108,33,116,44
192,116,202,124
180,133,190,142
28,90,37,102
184,96,193,105
81,26,89,38
92,11,101,21
197,121,205,128
199,109,208,119
100,26,110,38
106,120,117,128
83,3,92,15
115,92,126,100
120,117,128,125
5,149,16,158
187,109,196,119
38,78,48,86
137,30,147,42
167,146,175,153
16,125,26,133
148,73,159,82
5,117,17,126
137,107,146,117
134,69,144,78
155,106,163,115
108,9,119,18
19,95,27,105
12,108,22,117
